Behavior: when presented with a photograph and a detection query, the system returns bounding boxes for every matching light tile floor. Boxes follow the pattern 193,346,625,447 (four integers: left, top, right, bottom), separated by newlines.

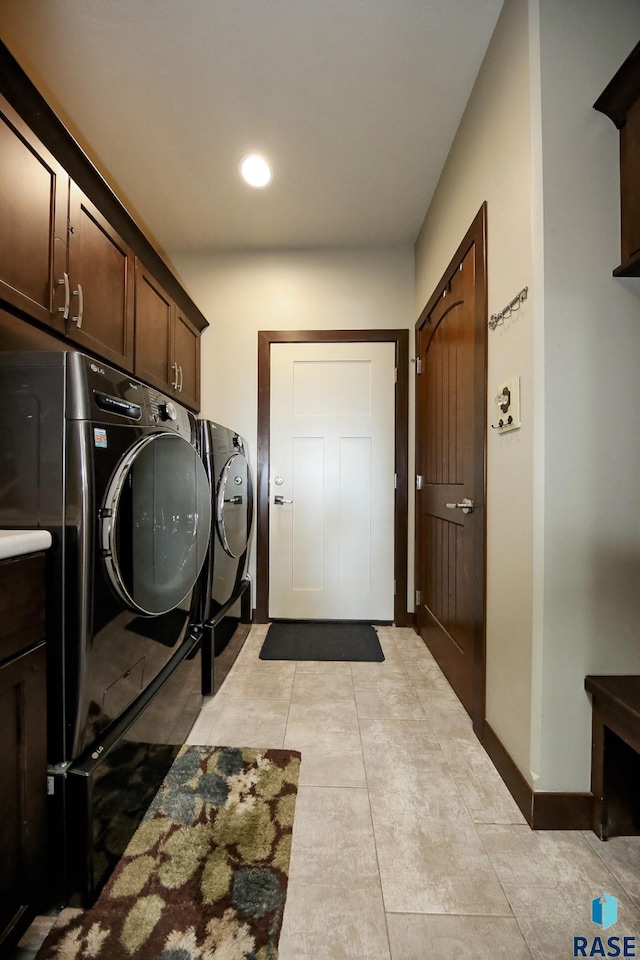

15,624,640,959
187,624,640,960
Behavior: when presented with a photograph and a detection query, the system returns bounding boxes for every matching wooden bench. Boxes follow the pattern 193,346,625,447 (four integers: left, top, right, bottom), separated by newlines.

585,675,640,839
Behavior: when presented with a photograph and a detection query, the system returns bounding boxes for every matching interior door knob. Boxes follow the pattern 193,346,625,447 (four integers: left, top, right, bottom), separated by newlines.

274,495,293,505
445,498,474,514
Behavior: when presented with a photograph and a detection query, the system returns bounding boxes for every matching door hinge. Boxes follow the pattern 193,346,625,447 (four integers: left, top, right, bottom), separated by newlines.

415,357,422,375
394,579,397,596
416,475,423,491
415,589,422,606
394,473,397,490
394,367,398,384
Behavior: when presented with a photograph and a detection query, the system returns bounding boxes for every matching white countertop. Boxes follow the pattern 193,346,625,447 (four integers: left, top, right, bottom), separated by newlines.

0,529,53,560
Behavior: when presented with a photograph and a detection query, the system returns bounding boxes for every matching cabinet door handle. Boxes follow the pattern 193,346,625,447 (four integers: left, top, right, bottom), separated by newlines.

171,361,179,389
72,283,83,329
57,272,70,319
178,365,183,392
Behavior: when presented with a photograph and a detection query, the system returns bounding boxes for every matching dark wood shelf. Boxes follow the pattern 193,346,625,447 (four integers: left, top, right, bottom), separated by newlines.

594,42,640,278
585,675,640,732
594,42,640,130
613,249,640,278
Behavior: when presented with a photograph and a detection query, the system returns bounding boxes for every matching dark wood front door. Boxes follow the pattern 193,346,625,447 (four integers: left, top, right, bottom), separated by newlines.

415,205,487,728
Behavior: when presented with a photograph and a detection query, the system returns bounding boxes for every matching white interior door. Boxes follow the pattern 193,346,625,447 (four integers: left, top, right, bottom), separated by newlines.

269,341,395,620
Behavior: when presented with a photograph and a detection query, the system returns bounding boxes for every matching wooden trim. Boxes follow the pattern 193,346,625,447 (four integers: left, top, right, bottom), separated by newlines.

256,328,410,625
531,792,593,831
415,203,488,729
480,720,593,830
394,330,410,627
0,40,208,333
479,719,534,821
474,205,489,729
256,331,272,622
416,204,487,328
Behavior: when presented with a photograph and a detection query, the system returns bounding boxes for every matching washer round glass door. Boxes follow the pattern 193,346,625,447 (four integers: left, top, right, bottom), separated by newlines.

216,452,253,558
101,432,211,615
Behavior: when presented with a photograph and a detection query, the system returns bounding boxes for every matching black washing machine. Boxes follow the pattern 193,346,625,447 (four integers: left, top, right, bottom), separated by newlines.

195,420,253,694
0,351,211,904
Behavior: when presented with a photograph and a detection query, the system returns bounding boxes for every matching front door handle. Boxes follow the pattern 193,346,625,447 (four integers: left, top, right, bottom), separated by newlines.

274,495,293,505
445,498,474,514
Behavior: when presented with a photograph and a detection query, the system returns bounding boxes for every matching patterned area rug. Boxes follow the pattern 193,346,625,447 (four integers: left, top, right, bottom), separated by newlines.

37,745,301,960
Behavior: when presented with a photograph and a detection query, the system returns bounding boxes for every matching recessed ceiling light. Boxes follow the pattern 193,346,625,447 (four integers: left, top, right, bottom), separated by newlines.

240,154,272,188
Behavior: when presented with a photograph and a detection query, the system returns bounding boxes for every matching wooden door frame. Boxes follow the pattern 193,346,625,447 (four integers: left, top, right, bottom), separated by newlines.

256,328,410,625
414,203,488,729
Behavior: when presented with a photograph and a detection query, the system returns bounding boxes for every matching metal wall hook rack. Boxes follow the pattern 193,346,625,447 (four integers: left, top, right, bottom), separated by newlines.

488,287,528,330
491,416,514,429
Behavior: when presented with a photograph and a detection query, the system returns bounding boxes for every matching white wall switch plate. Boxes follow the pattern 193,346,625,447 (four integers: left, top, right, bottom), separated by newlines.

493,376,521,433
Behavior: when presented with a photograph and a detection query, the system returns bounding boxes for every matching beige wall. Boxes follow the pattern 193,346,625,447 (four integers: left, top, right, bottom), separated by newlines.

536,0,640,790
415,0,537,783
170,245,415,605
415,0,640,792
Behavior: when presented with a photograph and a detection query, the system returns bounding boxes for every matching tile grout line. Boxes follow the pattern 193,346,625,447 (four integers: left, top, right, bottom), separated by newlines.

402,635,526,934
474,821,546,955
353,640,395,960
583,833,640,910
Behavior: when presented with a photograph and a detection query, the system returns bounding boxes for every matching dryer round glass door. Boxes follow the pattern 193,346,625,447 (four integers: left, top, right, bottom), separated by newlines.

101,432,212,615
216,452,253,558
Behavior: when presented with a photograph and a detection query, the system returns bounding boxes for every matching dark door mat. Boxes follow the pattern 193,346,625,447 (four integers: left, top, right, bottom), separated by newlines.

259,620,384,662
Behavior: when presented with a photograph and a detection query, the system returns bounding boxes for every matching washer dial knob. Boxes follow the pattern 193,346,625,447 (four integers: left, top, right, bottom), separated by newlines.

158,401,177,422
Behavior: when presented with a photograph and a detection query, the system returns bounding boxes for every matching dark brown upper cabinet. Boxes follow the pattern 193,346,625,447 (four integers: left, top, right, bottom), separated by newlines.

0,95,67,331
173,307,201,411
0,95,135,370
594,41,640,277
0,42,207,408
134,259,200,411
67,184,134,369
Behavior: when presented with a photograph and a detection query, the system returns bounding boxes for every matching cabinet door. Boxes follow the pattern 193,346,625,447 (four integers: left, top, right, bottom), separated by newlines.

174,308,201,411
68,183,134,370
134,259,175,394
0,643,47,947
0,95,67,331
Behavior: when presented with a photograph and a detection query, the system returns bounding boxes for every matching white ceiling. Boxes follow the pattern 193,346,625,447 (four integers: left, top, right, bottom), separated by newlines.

0,0,503,256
